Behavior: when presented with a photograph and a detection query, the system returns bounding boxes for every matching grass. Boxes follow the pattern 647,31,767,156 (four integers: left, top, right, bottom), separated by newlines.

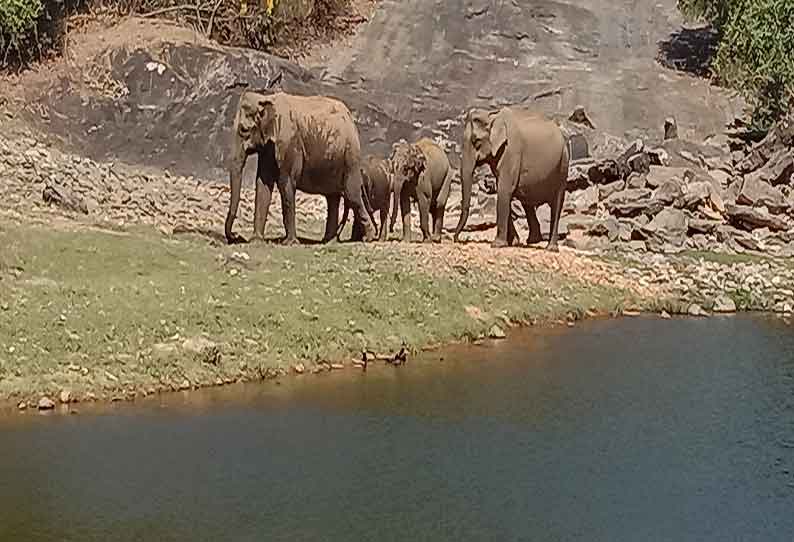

0,219,636,405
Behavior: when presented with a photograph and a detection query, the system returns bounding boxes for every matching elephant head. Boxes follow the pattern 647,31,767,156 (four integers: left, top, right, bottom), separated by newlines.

225,87,288,244
389,141,427,225
452,108,508,242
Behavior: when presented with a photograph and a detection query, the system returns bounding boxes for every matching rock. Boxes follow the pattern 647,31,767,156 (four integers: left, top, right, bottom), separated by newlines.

569,185,599,214
59,390,72,404
726,204,789,231
42,182,89,214
330,363,345,370
37,396,56,410
627,153,651,175
687,303,708,317
626,240,647,251
293,362,306,374
641,208,689,248
675,181,725,215
587,217,620,241
712,295,737,313
708,169,732,189
653,179,684,205
736,176,787,212
664,117,678,140
568,105,596,129
604,188,652,208
179,379,191,391
563,233,612,251
647,147,671,167
598,180,626,200
566,133,590,160
626,172,647,189
17,401,27,411
747,149,793,186
488,324,506,339
560,214,601,231
587,158,624,184
567,163,591,191
660,310,671,319
688,218,722,235
646,166,688,189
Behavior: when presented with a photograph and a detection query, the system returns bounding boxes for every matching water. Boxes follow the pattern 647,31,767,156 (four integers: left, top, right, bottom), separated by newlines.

1,316,793,541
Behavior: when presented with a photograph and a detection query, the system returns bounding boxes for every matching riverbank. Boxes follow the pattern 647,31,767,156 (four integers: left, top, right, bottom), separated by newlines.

0,215,655,409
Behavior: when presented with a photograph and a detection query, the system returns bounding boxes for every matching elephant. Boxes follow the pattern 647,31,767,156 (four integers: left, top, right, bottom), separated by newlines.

389,138,452,243
338,155,393,241
224,90,376,245
453,107,569,251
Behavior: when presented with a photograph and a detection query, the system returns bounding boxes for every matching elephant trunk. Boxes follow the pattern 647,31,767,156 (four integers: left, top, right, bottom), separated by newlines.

225,146,247,244
453,143,475,242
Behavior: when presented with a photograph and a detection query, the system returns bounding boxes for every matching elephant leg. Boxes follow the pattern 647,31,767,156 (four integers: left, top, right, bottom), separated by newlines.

252,177,274,243
417,193,432,243
277,176,299,246
507,212,519,246
400,190,412,242
492,188,512,249
547,189,565,252
322,194,341,243
525,202,542,245
378,206,388,241
431,201,444,243
345,169,376,242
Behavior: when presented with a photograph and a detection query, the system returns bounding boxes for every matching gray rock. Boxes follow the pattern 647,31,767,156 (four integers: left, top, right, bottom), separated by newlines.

598,180,626,200
37,397,56,410
688,218,722,235
626,172,647,189
626,240,647,251
604,188,652,208
687,303,708,317
42,182,89,214
561,214,601,231
664,117,678,140
627,153,651,175
737,176,788,212
712,295,737,313
646,166,688,189
567,133,590,160
653,179,684,205
569,185,599,214
726,204,790,232
641,208,689,248
675,181,725,215
647,147,671,167
568,106,596,129
587,158,625,185
587,217,621,241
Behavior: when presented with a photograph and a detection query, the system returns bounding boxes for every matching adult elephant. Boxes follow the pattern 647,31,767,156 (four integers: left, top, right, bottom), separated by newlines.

390,138,452,243
224,90,376,245
337,155,392,241
452,107,570,251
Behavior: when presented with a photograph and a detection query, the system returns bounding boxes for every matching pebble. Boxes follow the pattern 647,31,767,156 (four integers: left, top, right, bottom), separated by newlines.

59,390,72,404
17,401,27,411
37,396,56,410
293,363,306,374
660,311,671,319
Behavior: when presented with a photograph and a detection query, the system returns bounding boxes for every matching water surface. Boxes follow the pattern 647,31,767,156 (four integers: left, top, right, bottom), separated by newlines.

1,315,793,541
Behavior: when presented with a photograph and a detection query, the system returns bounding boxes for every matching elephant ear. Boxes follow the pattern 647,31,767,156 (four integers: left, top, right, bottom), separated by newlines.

489,113,509,155
411,145,427,172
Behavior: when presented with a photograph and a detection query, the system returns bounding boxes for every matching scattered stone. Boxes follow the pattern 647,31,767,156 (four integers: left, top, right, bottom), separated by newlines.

664,117,678,140
641,208,689,248
37,396,56,410
598,180,626,200
330,363,345,370
293,362,306,374
17,401,27,411
42,182,89,214
59,390,72,404
568,105,596,129
687,303,708,317
660,311,671,319
488,324,506,339
712,295,737,313
622,309,641,317
736,176,787,212
182,336,221,365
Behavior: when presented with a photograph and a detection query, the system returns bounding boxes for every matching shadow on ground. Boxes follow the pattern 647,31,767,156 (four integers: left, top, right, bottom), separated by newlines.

656,25,719,78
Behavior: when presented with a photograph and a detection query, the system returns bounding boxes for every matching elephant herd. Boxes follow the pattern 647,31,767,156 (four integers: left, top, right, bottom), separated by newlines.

224,90,570,251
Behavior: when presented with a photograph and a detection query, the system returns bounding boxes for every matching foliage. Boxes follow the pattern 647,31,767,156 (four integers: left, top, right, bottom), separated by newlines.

677,0,794,129
0,0,43,62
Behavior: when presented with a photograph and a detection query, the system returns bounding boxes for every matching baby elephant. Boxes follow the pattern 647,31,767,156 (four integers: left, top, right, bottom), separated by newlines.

390,138,451,243
338,155,393,241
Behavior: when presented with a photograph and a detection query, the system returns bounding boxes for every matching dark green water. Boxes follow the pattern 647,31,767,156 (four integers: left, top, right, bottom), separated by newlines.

1,316,793,541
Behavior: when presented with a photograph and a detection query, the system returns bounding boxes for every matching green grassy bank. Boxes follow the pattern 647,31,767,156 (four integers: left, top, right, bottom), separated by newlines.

0,218,640,406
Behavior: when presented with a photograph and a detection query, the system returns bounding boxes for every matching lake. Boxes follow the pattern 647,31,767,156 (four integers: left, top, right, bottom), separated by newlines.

1,315,793,541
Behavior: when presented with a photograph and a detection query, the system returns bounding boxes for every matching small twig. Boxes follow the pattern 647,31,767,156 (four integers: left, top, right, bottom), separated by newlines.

532,85,571,101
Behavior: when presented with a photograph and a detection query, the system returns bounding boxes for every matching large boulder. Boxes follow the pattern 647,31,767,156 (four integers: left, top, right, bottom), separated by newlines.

567,185,599,214
675,181,725,216
653,178,684,205
726,204,790,232
737,176,788,212
646,166,689,189
603,188,653,217
640,208,689,249
599,180,626,200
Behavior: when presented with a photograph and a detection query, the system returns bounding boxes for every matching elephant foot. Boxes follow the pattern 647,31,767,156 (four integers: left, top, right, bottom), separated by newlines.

527,233,543,245
545,241,560,252
431,236,442,244
226,232,247,245
249,234,267,245
281,236,299,246
490,238,509,249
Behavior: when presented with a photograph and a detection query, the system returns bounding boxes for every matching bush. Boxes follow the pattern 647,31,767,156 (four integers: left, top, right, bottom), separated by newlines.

0,0,89,70
678,0,794,130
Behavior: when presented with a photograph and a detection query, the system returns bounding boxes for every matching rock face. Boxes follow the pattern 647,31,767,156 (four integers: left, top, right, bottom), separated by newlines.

641,208,689,249
712,295,737,313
